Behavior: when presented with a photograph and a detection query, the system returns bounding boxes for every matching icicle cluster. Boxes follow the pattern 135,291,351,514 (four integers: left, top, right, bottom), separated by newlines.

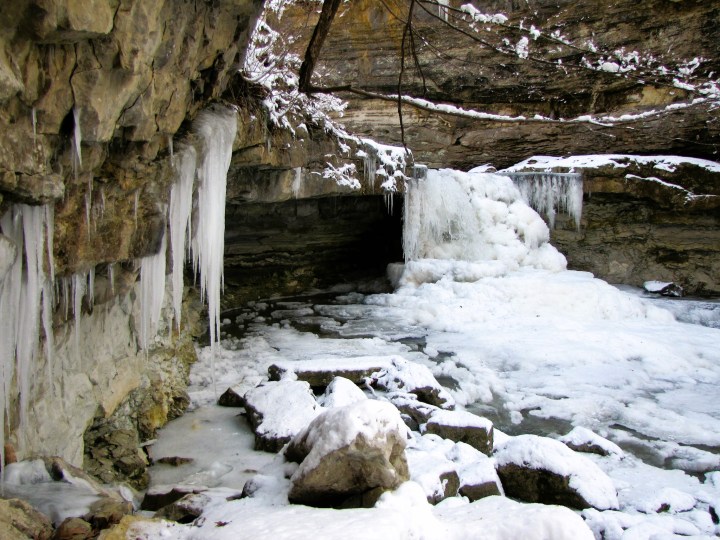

506,172,584,229
0,204,54,473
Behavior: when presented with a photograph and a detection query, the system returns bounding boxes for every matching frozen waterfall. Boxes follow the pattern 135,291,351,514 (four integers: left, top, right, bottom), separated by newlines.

400,169,566,285
505,172,584,229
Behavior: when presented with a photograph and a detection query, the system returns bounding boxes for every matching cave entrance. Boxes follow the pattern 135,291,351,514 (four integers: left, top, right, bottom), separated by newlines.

222,194,404,306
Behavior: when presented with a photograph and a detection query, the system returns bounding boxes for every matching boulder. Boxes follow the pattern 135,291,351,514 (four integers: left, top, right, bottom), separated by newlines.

316,376,368,408
83,498,133,531
387,392,440,430
0,498,53,540
495,435,618,510
54,517,93,540
372,357,455,409
643,280,684,297
140,485,206,512
243,380,321,452
406,447,460,504
422,409,493,456
154,492,211,523
559,427,624,457
285,400,409,508
445,439,503,501
217,386,245,407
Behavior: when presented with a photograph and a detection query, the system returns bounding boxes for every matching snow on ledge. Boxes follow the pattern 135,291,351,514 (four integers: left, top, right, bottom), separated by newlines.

501,154,720,174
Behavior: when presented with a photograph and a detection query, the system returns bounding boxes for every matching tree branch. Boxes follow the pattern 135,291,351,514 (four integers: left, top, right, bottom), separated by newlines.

299,0,343,93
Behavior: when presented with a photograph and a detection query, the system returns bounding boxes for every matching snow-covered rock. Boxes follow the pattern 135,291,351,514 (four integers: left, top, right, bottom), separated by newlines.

316,377,368,408
243,380,321,452
643,280,684,297
422,409,494,455
559,426,624,457
495,434,619,510
388,392,440,430
406,446,460,504
372,356,455,409
285,400,409,508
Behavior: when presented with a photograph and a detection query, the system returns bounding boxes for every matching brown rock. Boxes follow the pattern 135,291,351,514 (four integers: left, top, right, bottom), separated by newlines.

84,498,133,531
53,517,93,540
217,387,245,407
0,498,53,540
422,410,494,456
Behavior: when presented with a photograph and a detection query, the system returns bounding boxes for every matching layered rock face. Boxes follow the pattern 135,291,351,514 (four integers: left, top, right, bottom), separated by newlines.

0,0,262,480
278,0,719,170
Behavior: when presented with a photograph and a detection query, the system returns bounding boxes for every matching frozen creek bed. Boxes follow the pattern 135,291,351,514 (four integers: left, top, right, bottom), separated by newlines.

142,272,720,540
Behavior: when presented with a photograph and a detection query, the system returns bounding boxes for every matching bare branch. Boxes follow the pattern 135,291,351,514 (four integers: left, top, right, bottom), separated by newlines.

299,0,343,93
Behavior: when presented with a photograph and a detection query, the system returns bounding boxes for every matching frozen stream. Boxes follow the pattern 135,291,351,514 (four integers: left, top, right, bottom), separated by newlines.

143,169,720,538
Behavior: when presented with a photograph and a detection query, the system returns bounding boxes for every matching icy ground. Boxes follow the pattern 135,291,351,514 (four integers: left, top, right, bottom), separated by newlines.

137,169,720,539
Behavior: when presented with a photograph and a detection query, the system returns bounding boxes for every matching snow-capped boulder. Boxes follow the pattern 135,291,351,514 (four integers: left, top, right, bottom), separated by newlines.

406,448,460,504
316,377,368,408
285,400,409,508
422,409,494,455
559,426,624,457
495,434,618,510
372,357,455,409
643,280,684,297
243,380,321,452
458,458,503,501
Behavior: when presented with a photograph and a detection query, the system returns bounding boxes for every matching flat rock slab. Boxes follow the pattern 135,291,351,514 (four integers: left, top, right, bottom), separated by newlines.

495,434,618,511
422,409,493,455
244,380,321,452
268,357,393,388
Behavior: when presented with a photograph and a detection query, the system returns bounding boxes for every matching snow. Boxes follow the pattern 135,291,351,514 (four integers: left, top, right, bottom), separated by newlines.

560,426,624,457
644,280,673,293
426,409,493,431
502,154,720,174
316,377,368,408
496,435,619,510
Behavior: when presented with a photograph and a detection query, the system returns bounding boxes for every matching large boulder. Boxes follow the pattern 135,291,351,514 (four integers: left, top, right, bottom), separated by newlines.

285,400,409,508
316,376,368,408
243,380,321,452
495,434,618,510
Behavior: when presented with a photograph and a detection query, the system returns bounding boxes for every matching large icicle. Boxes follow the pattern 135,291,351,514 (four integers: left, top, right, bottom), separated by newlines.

139,231,167,351
506,172,584,229
169,146,197,328
190,106,237,394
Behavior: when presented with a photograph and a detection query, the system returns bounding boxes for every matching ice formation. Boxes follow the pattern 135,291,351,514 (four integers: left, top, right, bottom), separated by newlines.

505,172,584,229
401,169,566,284
169,145,197,328
0,204,54,471
189,107,237,392
139,231,167,351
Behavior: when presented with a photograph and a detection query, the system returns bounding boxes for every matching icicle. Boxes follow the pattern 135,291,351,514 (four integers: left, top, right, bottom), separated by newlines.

190,106,237,396
507,172,584,229
72,271,86,359
292,167,303,199
168,145,196,329
168,136,174,159
84,192,91,232
384,192,394,216
0,204,52,468
134,191,139,228
139,230,167,351
87,267,95,306
99,188,106,220
107,263,115,296
42,279,54,396
73,107,82,168
31,107,37,146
